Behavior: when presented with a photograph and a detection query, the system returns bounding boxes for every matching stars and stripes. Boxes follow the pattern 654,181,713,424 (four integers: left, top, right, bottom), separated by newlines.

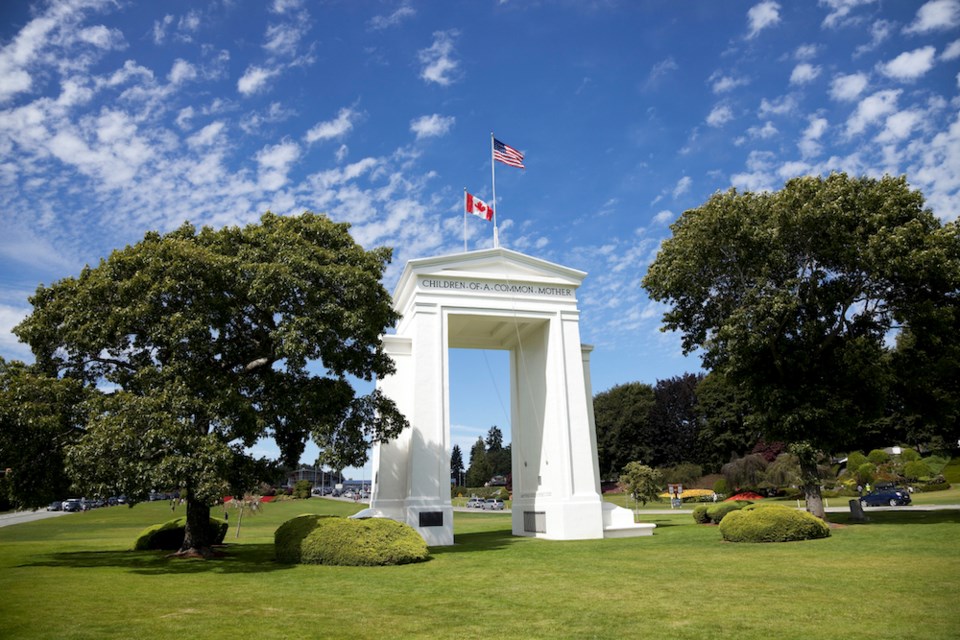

493,138,525,169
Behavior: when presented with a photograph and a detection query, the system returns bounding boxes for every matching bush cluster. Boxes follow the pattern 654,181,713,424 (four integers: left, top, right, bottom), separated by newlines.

692,500,752,524
916,480,951,492
275,515,429,566
719,504,830,543
133,516,228,551
274,514,332,563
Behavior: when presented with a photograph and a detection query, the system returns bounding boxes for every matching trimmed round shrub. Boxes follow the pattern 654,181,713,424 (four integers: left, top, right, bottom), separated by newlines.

899,448,921,462
706,501,750,523
275,516,429,566
692,505,711,524
719,506,830,543
134,516,228,551
274,514,334,563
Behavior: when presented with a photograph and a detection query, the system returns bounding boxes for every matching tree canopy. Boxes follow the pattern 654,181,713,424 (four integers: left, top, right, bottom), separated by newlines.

11,212,407,556
643,173,959,516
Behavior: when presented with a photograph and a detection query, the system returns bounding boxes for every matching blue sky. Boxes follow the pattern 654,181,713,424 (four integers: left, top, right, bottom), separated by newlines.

1,1,959,478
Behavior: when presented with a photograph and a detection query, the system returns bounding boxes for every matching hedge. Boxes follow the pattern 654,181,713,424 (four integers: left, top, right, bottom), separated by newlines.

134,516,228,551
692,500,752,525
275,515,429,566
916,480,951,492
274,514,333,564
719,504,830,543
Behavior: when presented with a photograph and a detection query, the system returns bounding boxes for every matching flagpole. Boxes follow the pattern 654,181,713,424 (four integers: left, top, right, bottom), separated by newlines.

490,132,499,248
462,188,468,252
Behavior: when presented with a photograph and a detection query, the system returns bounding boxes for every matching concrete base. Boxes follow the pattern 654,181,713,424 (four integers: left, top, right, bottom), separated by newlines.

601,502,657,538
353,500,454,546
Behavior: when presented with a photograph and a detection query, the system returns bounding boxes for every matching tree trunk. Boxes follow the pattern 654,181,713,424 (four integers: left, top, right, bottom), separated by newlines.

178,495,213,558
798,457,825,519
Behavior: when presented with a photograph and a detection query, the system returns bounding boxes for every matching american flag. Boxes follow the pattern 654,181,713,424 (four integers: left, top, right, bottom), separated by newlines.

493,138,525,169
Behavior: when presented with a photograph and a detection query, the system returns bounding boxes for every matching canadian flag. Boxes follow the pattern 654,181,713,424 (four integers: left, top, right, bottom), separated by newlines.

465,192,494,221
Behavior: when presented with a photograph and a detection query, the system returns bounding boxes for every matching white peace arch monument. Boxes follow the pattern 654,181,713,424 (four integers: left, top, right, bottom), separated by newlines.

364,247,656,545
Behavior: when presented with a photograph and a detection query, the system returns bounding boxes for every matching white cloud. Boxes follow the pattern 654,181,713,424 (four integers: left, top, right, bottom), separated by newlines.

799,116,828,157
795,44,819,60
778,160,813,180
943,39,960,61
76,25,125,49
0,302,32,361
272,0,303,14
707,104,734,127
672,176,692,198
410,114,455,140
237,65,278,95
153,15,174,44
256,141,300,190
829,72,868,101
178,11,201,35
748,121,779,139
653,209,674,225
176,106,194,129
747,1,781,38
879,47,937,81
846,89,900,137
758,94,798,117
647,57,679,88
911,111,960,222
709,71,749,94
819,0,877,29
369,3,415,30
168,59,197,85
730,151,778,192
855,19,893,56
876,110,922,142
419,30,460,86
790,63,821,85
904,0,960,34
187,121,225,148
264,23,306,57
305,107,357,143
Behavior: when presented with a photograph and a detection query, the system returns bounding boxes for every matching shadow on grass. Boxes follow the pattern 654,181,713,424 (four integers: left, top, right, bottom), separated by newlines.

430,528,520,555
21,543,295,575
829,509,960,526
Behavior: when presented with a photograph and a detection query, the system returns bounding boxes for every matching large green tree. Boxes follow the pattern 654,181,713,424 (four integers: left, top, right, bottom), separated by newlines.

648,373,703,467
643,174,959,517
694,372,759,472
0,358,87,508
593,382,656,479
13,212,407,556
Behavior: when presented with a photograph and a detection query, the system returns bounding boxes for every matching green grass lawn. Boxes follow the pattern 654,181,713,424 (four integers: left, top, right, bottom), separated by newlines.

1,498,958,640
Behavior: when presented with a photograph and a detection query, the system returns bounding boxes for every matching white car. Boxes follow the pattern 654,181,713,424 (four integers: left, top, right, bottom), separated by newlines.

466,497,485,508
482,499,504,511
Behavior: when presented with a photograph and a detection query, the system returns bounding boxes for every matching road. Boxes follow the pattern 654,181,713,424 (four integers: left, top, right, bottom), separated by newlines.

0,509,70,529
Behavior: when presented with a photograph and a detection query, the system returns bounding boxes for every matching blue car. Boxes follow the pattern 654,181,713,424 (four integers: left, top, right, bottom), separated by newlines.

860,487,912,507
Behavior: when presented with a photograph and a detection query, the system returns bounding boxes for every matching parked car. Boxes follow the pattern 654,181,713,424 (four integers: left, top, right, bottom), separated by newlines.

861,487,912,507
62,498,82,512
482,499,504,511
48,501,62,511
466,497,485,509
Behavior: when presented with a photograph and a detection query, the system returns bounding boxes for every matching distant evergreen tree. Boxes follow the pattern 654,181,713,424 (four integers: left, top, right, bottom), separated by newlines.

465,437,492,487
450,444,464,485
